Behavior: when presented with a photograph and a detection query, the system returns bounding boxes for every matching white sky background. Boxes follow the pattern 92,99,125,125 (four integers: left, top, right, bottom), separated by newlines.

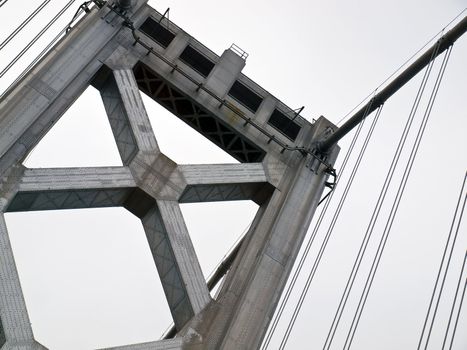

0,0,466,349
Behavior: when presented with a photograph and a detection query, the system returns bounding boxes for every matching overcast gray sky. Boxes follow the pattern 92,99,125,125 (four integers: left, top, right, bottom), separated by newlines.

0,0,466,349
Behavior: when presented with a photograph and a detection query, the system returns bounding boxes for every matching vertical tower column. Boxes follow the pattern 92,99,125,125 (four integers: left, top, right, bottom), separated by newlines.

0,214,46,349
178,118,339,350
221,155,335,349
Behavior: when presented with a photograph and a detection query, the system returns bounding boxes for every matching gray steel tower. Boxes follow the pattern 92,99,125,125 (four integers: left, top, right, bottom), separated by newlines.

4,0,463,349
0,1,338,348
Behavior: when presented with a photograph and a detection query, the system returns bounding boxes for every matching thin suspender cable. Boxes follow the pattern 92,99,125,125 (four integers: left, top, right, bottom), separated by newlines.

0,3,88,100
278,105,382,350
0,27,67,99
261,107,368,350
443,250,467,350
1,27,66,100
413,45,455,350
347,45,452,350
334,39,439,349
0,0,77,79
324,40,440,350
277,104,382,350
0,0,52,51
344,45,453,350
448,275,467,350
425,171,466,350
322,108,388,350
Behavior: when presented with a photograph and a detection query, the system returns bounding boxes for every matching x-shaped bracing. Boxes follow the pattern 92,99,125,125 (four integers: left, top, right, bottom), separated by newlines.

0,2,338,348
0,67,275,349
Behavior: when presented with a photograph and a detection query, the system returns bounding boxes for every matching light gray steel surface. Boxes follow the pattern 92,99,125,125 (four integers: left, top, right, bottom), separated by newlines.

0,1,338,349
141,204,199,330
100,68,159,164
0,214,47,349
176,119,339,350
99,337,184,350
0,0,148,177
18,167,135,191
156,200,210,314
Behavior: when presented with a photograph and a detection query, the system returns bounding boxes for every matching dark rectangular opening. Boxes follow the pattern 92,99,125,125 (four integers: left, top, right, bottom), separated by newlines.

139,17,175,48
133,62,265,163
268,109,301,141
179,45,215,77
228,80,263,113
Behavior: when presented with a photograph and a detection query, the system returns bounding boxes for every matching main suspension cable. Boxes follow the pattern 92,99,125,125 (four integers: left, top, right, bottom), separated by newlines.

0,0,9,9
336,7,466,126
344,45,453,350
0,0,51,51
422,171,466,350
261,102,369,350
0,0,77,79
277,104,383,350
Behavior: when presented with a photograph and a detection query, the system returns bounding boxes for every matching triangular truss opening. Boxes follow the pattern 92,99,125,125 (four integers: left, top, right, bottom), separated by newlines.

141,93,238,164
134,62,265,163
23,86,122,168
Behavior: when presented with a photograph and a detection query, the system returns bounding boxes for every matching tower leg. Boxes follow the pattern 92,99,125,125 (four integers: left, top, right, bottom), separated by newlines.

0,214,46,349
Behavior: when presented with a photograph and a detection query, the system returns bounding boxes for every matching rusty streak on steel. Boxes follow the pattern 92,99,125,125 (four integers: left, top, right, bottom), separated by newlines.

318,15,467,153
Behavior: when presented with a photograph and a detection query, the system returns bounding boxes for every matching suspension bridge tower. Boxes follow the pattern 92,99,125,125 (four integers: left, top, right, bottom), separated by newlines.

0,1,465,349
